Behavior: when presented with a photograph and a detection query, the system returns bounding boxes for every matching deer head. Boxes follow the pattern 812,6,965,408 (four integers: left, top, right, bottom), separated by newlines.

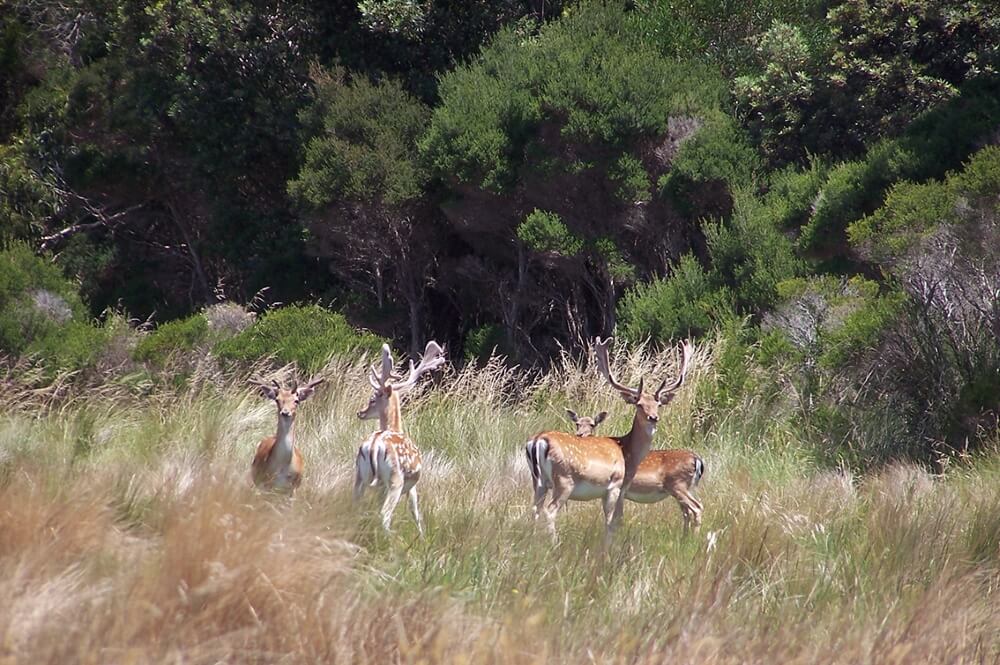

251,376,325,421
593,337,693,428
566,409,608,437
357,341,446,421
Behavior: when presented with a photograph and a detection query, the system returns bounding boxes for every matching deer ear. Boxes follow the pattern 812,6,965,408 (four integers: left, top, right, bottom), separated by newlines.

594,411,608,426
566,409,579,423
257,384,278,401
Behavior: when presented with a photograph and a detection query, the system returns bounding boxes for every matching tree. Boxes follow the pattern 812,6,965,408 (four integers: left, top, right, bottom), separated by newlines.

289,66,435,355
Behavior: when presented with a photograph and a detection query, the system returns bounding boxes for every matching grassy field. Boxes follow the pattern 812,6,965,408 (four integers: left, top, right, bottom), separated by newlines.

1,342,998,664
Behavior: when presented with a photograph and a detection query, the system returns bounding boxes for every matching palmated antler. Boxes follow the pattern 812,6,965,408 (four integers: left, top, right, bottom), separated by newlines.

594,336,640,399
388,341,446,393
654,340,694,404
368,354,404,390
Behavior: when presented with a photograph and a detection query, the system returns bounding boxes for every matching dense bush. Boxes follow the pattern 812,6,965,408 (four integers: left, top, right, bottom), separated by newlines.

618,255,732,343
798,77,1000,254
25,320,110,375
0,245,87,355
133,314,210,366
736,0,1000,164
214,304,384,373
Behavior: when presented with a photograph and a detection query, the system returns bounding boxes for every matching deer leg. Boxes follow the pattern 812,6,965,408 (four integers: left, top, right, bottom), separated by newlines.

353,462,366,502
532,482,547,520
674,488,704,534
380,473,405,532
407,486,424,537
603,486,622,545
354,443,375,502
545,480,573,542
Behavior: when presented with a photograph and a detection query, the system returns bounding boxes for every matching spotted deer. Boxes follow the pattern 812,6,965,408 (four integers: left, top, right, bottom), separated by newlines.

525,337,693,541
249,377,325,494
355,341,445,535
567,409,705,532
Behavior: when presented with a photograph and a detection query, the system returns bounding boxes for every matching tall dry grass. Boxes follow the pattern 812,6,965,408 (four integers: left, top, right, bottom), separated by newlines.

1,340,998,663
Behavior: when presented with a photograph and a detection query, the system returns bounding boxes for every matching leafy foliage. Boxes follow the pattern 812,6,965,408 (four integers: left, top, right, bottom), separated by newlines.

0,244,87,355
736,0,1000,165
133,314,210,366
618,254,732,342
290,66,429,209
516,210,582,257
214,304,384,373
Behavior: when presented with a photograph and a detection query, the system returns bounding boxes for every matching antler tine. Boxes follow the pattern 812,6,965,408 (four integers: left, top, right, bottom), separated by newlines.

655,340,694,402
389,340,446,393
302,375,325,389
379,344,394,388
593,336,638,398
271,378,281,390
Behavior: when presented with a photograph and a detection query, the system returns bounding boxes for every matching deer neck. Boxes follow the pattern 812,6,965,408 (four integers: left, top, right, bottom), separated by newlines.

619,410,656,471
275,417,296,456
380,392,403,432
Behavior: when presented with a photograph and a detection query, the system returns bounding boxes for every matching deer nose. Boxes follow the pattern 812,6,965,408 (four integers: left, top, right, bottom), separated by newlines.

648,414,659,423
280,409,293,417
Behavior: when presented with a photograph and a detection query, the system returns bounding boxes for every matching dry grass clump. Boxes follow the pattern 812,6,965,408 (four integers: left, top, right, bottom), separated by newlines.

0,340,998,663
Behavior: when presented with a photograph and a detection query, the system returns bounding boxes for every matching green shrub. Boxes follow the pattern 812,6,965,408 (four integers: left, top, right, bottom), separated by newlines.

288,66,430,209
517,210,582,257
608,153,651,204
0,244,87,355
799,78,1000,254
421,2,728,192
764,159,829,229
214,304,384,373
670,115,759,188
703,189,804,313
799,141,914,253
848,180,957,261
818,289,907,369
463,323,507,363
618,254,733,343
25,320,110,375
133,314,210,366
953,145,1000,200
764,275,901,370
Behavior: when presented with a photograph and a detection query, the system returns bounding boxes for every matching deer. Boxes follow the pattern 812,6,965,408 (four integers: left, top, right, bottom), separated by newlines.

525,337,693,542
566,409,705,532
249,376,325,494
355,341,446,535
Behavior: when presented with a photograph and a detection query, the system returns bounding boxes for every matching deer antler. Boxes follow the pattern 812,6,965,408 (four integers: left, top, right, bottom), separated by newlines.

299,376,325,392
380,344,394,387
594,336,639,399
654,340,694,403
388,341,446,393
368,364,382,390
248,376,280,399
369,360,404,388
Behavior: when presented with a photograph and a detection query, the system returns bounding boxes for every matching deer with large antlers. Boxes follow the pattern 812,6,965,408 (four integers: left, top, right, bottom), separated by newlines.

567,409,705,532
355,341,445,535
525,337,693,541
249,376,325,494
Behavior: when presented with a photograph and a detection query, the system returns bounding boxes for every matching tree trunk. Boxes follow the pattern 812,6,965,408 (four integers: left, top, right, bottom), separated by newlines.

166,198,213,307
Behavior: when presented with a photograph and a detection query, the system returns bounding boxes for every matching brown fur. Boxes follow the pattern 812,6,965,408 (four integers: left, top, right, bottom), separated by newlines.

251,436,304,489
570,410,704,531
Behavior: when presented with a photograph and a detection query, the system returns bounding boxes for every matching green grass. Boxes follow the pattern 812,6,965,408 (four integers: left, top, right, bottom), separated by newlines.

0,342,997,663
